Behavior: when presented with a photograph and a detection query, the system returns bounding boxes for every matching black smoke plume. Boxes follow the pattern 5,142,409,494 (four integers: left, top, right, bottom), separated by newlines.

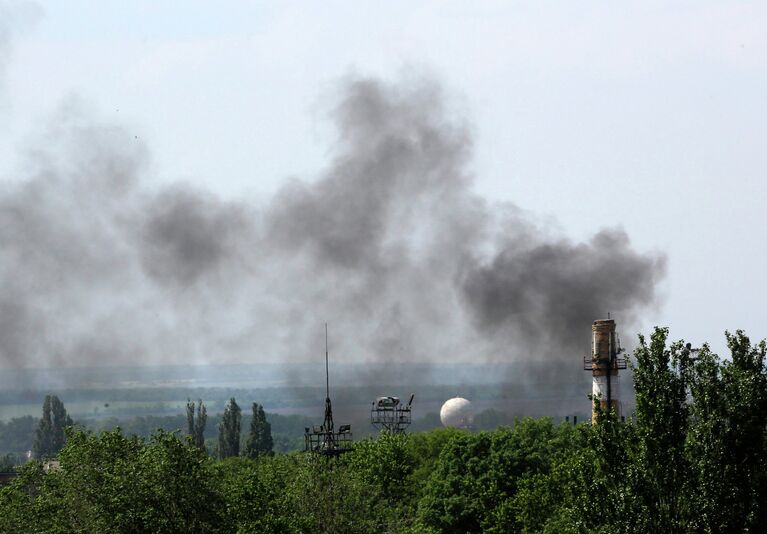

0,75,665,375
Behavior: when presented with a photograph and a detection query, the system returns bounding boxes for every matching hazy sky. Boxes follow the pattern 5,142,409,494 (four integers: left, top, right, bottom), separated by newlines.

1,1,765,361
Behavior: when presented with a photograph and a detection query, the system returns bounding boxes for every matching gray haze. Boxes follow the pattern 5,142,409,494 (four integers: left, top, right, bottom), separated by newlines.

0,75,665,375
0,1,39,96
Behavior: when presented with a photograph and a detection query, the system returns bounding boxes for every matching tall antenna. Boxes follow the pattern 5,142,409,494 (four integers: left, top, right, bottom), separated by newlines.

304,322,353,455
325,322,329,400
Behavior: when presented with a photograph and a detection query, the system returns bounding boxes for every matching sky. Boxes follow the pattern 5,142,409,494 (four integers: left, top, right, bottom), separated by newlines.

0,1,765,366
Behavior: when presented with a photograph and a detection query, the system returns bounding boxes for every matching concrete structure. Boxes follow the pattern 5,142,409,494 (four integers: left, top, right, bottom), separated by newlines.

584,319,626,421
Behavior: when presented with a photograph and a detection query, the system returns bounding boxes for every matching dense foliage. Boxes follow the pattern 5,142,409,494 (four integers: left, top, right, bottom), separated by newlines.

0,411,314,458
218,398,241,459
0,327,765,532
32,395,73,459
244,402,274,459
186,398,207,450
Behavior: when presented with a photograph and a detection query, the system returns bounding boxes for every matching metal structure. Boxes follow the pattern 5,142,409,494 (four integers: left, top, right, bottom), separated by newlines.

304,324,353,455
370,394,414,433
584,318,626,421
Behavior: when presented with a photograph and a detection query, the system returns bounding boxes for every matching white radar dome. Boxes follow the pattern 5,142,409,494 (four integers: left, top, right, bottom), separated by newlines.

440,397,473,428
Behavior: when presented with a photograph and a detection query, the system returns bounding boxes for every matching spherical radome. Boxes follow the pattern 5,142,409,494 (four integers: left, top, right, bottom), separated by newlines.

440,397,473,428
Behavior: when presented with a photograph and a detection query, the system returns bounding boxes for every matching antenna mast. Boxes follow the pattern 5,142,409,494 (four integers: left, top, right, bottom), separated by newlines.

304,322,353,455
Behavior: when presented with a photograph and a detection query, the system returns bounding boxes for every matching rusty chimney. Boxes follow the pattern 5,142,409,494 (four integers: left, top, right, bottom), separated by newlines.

586,318,626,421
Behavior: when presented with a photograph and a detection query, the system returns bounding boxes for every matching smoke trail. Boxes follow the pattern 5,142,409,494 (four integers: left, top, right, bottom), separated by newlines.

0,74,665,375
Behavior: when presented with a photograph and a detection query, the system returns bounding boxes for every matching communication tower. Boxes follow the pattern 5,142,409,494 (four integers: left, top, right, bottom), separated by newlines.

304,324,353,455
584,318,626,421
370,394,414,433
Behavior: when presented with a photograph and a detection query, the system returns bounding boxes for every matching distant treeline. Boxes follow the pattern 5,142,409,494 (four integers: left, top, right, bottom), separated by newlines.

0,380,587,407
0,412,314,457
0,407,521,461
0,417,35,464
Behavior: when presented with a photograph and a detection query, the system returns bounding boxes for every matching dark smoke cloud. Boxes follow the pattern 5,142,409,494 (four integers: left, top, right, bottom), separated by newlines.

462,227,665,375
0,74,665,376
140,186,255,287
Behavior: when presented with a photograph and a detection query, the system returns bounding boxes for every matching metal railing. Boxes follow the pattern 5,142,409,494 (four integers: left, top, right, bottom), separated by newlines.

583,355,627,370
304,428,353,456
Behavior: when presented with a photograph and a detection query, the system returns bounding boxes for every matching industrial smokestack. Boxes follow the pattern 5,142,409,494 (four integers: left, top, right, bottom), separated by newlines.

586,318,627,421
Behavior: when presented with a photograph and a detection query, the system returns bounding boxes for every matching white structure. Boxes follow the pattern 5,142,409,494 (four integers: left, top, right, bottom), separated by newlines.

592,375,621,410
439,397,473,428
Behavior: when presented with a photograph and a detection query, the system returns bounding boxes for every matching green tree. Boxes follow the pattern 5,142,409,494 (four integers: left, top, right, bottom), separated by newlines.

628,328,692,532
289,454,386,533
218,397,241,459
32,395,73,459
417,418,577,533
0,428,224,533
558,327,767,533
244,402,274,459
185,398,207,451
347,432,415,498
345,432,418,530
683,331,767,532
215,455,301,533
406,426,464,488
